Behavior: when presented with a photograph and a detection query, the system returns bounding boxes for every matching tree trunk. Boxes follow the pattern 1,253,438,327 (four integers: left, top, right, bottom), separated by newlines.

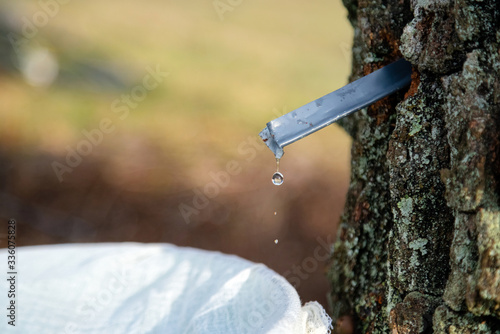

328,0,500,333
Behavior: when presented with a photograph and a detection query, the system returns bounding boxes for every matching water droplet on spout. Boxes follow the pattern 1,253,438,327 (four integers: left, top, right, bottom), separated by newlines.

272,158,284,185
272,172,284,185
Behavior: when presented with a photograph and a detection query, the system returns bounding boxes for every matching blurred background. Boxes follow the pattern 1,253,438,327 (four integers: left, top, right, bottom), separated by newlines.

0,0,352,309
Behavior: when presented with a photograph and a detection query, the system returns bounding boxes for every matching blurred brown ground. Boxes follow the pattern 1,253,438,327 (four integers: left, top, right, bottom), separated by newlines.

0,0,352,311
0,135,349,309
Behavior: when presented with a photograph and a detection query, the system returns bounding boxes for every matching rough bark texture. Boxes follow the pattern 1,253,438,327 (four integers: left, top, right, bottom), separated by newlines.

328,0,500,333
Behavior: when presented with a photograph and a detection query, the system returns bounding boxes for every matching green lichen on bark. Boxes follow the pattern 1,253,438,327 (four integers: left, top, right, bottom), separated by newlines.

329,0,413,332
387,76,453,301
328,0,500,333
440,46,500,321
433,305,498,334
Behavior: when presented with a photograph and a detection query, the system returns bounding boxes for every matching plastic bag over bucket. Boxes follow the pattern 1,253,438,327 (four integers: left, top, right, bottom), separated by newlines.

0,243,332,333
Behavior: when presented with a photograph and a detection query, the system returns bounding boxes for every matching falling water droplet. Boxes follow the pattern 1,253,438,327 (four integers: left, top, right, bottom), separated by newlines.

274,211,277,216
274,239,279,244
272,158,284,185
272,172,284,185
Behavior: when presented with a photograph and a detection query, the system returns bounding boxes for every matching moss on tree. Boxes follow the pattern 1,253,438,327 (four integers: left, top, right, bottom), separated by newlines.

328,0,500,333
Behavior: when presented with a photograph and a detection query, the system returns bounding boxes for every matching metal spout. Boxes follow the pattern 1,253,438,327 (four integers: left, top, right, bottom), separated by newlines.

259,59,412,158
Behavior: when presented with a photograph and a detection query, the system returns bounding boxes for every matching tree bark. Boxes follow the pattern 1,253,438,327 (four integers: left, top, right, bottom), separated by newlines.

328,0,500,333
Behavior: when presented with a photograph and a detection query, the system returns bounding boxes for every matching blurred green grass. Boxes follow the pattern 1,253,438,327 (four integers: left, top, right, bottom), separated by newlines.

0,0,352,164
